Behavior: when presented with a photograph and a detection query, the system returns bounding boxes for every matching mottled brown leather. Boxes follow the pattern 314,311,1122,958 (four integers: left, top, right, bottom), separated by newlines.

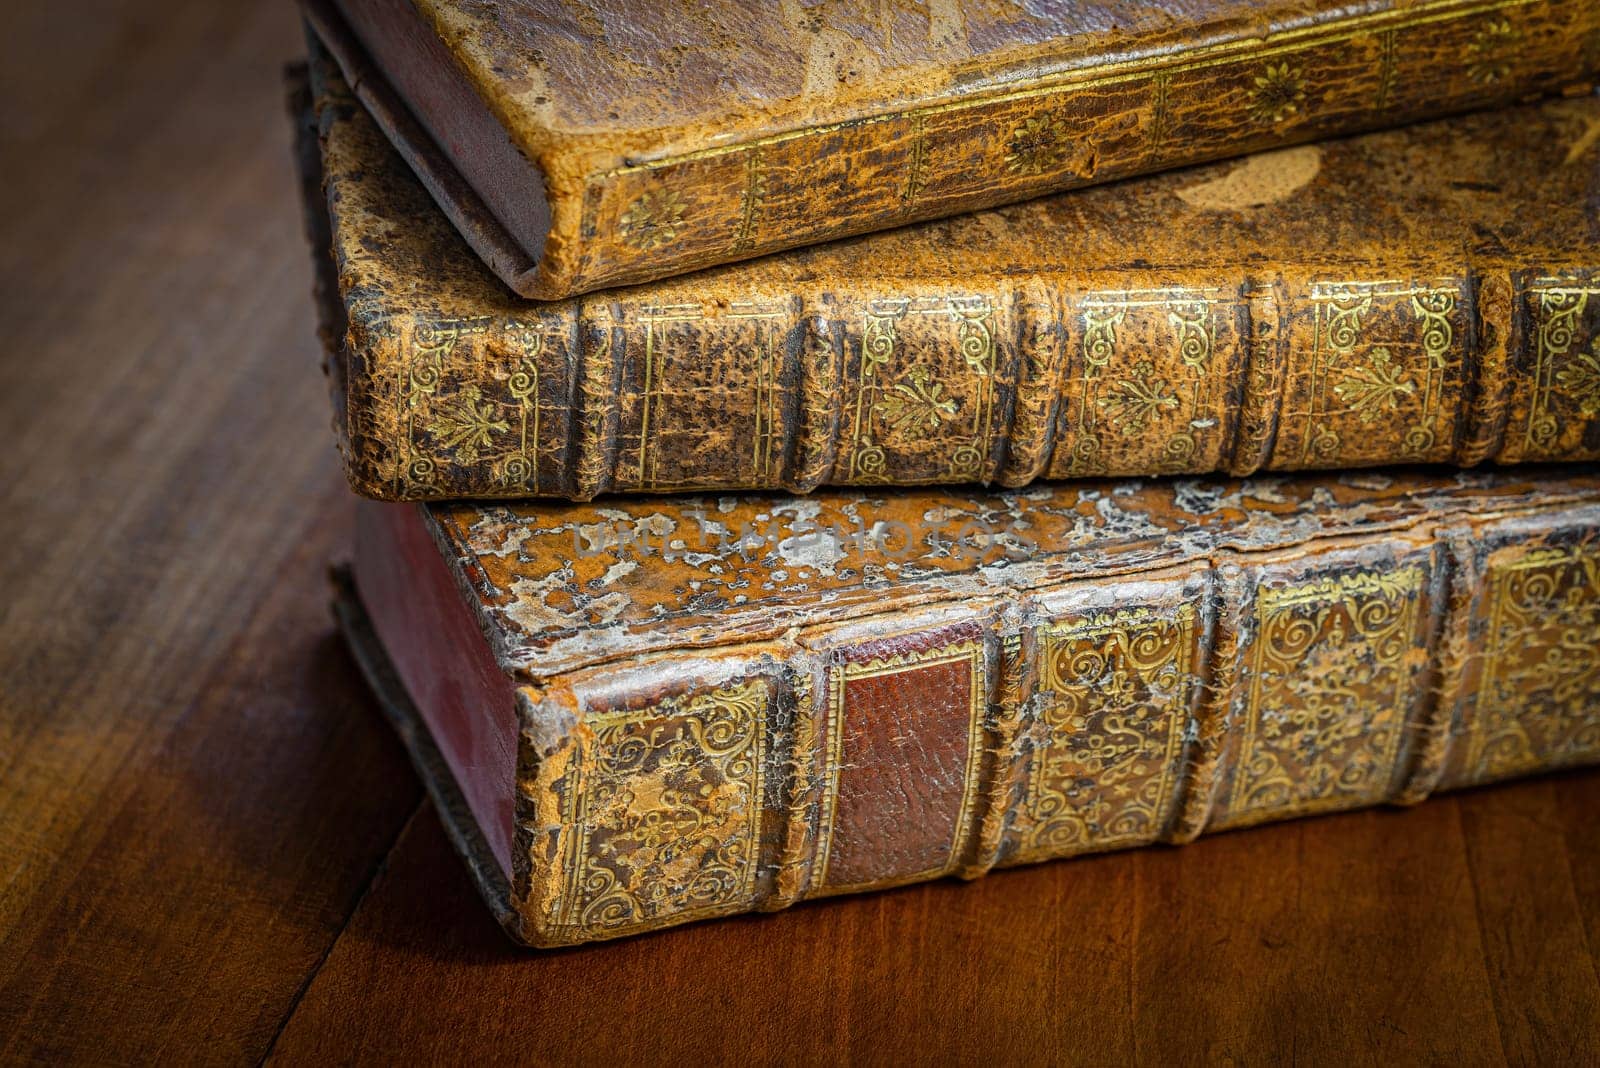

347,467,1600,946
302,52,1600,503
311,0,1600,298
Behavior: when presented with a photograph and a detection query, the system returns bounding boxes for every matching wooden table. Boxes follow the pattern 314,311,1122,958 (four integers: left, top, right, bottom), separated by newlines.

3,2,1599,1063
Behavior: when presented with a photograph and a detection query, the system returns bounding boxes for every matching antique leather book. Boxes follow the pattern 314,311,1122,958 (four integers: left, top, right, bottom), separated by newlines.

339,467,1600,947
299,52,1600,504
304,0,1600,298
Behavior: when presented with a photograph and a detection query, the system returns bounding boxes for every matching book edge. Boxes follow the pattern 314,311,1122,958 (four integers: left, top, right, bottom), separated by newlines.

303,2,549,298
331,565,528,944
423,473,1600,686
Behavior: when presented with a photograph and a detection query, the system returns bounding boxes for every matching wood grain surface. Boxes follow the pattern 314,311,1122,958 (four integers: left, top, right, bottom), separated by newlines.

1,2,1597,1064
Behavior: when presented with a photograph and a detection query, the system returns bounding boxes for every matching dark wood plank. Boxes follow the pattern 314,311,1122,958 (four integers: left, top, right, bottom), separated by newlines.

0,0,421,1061
1131,799,1508,1063
1456,776,1600,1064
267,778,1600,1066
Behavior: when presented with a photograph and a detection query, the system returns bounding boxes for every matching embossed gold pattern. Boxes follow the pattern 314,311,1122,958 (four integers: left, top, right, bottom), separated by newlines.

315,40,1600,502
900,112,929,205
562,0,1592,295
1018,604,1197,861
1224,565,1424,827
555,680,769,938
395,316,541,497
1296,280,1461,464
1332,346,1416,424
1099,361,1182,436
632,301,790,488
1557,342,1600,419
1065,289,1222,476
1249,61,1308,125
1375,28,1399,108
876,366,959,437
1004,113,1072,176
1466,17,1521,84
397,468,1600,945
843,296,998,482
729,148,766,253
618,189,689,252
1145,70,1172,156
1523,280,1600,457
1464,542,1600,784
425,385,508,464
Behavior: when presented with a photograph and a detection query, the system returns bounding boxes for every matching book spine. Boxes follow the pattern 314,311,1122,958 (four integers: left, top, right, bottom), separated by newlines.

553,0,1600,296
507,499,1600,947
340,264,1600,501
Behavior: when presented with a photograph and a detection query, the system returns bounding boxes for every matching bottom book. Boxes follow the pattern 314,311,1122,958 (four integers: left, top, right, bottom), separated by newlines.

339,469,1600,947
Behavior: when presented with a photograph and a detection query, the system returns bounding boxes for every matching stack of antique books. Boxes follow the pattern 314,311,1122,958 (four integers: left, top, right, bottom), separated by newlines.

290,0,1600,947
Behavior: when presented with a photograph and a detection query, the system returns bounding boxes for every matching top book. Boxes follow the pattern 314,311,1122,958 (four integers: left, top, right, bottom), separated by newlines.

306,0,1600,299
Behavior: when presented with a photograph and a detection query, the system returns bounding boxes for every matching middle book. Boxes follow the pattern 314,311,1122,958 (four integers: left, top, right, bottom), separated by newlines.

305,49,1600,503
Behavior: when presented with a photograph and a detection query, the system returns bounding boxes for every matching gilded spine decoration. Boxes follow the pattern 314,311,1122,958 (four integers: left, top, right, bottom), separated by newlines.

517,505,1600,946
344,264,1600,500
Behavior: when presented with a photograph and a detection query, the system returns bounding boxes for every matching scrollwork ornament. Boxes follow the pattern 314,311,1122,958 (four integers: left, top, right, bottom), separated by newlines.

1524,287,1596,455
952,303,996,376
1227,567,1421,824
1539,290,1587,355
406,357,442,405
1082,306,1126,370
1021,605,1195,860
1307,424,1342,462
1468,543,1600,784
406,455,436,485
1323,292,1373,356
498,454,533,486
1402,424,1436,456
1410,289,1456,367
1168,303,1213,370
559,681,769,937
1067,432,1104,477
851,441,888,481
1163,431,1198,470
862,300,908,377
948,443,983,479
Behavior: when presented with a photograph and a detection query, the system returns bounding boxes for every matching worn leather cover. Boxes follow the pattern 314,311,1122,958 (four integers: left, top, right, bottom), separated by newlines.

307,0,1600,298
346,468,1600,946
298,52,1600,503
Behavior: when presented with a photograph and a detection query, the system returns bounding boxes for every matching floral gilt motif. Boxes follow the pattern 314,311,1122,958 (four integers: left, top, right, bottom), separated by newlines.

1469,544,1600,784
1020,603,1196,860
426,385,509,463
1249,61,1307,125
620,189,688,251
1332,346,1416,423
1467,18,1521,85
563,681,767,935
1226,566,1422,825
875,366,959,436
1555,342,1600,419
1099,360,1181,436
1004,113,1071,175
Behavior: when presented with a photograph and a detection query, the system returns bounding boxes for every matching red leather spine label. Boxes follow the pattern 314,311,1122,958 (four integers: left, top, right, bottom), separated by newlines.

816,630,986,891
